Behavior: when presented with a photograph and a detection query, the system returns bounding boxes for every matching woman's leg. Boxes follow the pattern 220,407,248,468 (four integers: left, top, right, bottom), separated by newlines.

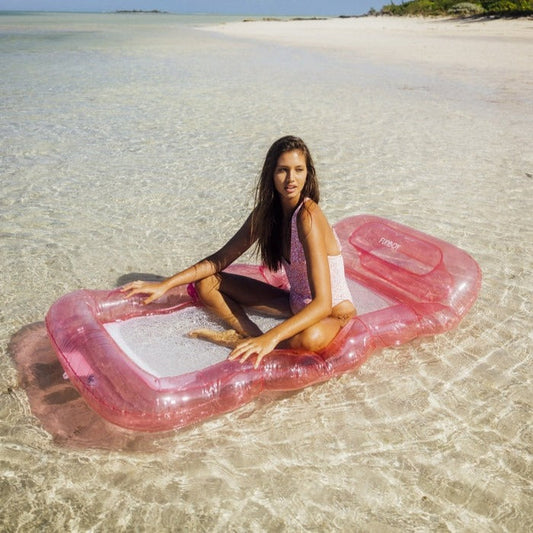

190,272,291,345
191,274,355,352
284,302,356,352
284,317,344,352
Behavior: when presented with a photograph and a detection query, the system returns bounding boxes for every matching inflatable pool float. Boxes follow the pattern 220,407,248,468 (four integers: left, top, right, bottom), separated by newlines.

46,215,481,432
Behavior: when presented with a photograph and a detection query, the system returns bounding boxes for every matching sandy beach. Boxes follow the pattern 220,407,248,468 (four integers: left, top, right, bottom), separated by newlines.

205,16,533,96
2,12,532,531
205,15,533,59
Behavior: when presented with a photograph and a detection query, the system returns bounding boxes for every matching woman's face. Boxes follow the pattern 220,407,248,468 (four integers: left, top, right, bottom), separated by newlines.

273,150,307,205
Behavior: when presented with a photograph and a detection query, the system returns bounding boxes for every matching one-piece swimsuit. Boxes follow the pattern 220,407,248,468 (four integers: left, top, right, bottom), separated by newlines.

282,199,353,314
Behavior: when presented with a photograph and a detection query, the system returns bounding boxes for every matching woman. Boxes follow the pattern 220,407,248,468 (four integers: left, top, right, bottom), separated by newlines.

123,136,356,367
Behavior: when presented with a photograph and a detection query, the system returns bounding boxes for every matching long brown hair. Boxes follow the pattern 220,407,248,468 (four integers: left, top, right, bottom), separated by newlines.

252,136,319,271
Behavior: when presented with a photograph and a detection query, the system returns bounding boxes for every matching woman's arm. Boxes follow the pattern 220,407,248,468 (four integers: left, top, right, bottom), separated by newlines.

123,212,256,304
230,203,334,365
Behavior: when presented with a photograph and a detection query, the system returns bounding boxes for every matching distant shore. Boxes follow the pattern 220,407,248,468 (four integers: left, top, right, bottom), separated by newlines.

203,16,533,90
114,10,168,14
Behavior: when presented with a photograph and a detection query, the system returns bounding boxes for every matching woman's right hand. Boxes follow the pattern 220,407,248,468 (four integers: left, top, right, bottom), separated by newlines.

121,280,169,305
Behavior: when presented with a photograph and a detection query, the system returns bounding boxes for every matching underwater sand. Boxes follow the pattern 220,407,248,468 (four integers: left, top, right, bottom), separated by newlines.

1,12,531,531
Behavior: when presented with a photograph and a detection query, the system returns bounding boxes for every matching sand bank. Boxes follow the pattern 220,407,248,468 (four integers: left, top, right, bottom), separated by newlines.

204,16,533,86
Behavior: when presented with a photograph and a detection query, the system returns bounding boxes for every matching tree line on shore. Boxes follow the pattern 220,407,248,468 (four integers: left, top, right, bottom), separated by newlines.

372,0,532,16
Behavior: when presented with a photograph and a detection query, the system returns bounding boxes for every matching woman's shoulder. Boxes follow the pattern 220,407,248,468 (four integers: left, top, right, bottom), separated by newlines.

301,198,326,217
297,199,328,233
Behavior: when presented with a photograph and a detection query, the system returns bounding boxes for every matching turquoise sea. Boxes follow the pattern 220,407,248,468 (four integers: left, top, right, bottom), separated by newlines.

1,11,531,531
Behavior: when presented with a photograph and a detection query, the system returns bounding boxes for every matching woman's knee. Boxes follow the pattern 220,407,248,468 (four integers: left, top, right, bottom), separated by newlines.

194,273,221,301
290,323,338,352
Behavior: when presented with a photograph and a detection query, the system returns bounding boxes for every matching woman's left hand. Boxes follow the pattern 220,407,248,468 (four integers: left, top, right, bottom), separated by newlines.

228,333,278,369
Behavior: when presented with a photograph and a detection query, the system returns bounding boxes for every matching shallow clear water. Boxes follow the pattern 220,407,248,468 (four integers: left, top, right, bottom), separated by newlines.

1,12,531,532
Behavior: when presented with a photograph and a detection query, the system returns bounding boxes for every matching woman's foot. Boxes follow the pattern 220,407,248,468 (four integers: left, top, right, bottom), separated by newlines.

188,328,245,348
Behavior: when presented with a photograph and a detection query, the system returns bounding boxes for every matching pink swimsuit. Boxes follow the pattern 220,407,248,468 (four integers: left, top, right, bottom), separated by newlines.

282,200,353,314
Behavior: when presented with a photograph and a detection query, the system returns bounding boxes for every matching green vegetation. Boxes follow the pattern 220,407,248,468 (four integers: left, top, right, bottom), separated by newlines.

377,0,533,16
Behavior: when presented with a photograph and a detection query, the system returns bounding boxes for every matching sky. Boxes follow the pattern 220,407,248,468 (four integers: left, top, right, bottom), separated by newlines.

0,1,387,16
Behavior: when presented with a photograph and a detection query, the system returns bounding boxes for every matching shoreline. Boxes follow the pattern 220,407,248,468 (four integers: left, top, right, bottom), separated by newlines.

202,15,533,47
202,16,533,91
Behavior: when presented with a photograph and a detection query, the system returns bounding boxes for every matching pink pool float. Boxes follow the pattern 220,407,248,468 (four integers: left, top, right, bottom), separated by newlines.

46,215,481,431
